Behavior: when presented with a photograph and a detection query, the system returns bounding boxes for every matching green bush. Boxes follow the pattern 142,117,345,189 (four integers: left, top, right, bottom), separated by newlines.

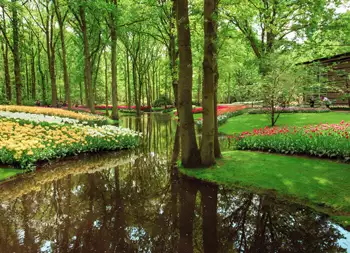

153,95,172,107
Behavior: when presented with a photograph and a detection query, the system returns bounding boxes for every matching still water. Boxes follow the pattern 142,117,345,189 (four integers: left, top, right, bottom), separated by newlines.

0,114,348,253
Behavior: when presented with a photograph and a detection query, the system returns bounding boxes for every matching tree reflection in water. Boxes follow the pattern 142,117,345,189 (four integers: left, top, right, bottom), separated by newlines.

0,114,347,253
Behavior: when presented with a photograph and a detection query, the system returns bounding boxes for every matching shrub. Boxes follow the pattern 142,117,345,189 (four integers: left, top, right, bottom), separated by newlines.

153,95,172,107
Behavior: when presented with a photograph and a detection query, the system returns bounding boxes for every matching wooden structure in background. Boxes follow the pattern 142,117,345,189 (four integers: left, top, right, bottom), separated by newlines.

303,52,350,106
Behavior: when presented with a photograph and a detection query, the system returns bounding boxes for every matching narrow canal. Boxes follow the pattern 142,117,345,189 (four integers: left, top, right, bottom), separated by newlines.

0,114,348,252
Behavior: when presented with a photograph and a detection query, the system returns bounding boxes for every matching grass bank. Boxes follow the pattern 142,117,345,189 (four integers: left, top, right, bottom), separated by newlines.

180,151,350,227
0,168,24,181
219,112,349,134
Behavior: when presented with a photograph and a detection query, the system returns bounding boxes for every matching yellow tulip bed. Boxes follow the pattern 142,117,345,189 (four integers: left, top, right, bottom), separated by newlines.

0,117,140,169
0,105,107,123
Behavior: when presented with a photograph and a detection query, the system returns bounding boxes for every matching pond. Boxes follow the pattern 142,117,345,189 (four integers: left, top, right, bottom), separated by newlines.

0,114,348,252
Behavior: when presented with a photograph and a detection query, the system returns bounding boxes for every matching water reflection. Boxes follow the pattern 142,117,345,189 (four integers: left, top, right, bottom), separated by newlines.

0,114,347,252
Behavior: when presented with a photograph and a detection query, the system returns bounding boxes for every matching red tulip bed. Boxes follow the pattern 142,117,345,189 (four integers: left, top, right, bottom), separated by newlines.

231,120,350,161
195,105,247,129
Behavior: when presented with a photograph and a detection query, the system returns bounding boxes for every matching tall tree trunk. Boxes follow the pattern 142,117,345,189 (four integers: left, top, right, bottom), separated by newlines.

54,0,71,109
132,60,140,115
25,56,30,99
80,5,94,113
104,51,109,116
12,0,22,105
200,0,217,166
126,50,131,109
1,8,11,101
31,47,36,100
38,42,46,103
176,0,201,168
109,0,119,120
212,0,221,158
197,68,201,105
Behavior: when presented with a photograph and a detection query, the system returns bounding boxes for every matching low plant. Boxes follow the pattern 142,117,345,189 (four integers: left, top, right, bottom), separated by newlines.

0,118,141,169
0,105,107,123
248,107,331,114
234,121,349,161
330,106,350,111
196,110,245,129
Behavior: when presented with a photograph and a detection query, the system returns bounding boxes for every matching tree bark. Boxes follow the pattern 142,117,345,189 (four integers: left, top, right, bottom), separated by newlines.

12,0,22,105
54,0,71,109
109,0,119,120
126,50,131,109
1,8,11,101
176,0,201,168
31,46,36,100
80,5,94,113
104,50,109,116
201,0,217,166
37,41,46,103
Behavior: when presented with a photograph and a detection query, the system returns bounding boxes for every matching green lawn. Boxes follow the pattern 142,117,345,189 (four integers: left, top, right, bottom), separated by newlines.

0,168,24,181
219,112,349,134
181,151,350,226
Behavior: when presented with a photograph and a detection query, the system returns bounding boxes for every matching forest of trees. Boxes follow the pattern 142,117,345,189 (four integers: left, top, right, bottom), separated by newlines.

0,0,349,167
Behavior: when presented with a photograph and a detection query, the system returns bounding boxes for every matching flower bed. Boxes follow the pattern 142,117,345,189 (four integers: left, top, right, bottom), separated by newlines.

0,118,141,169
196,105,247,129
234,121,349,161
248,107,331,114
196,110,245,129
0,105,107,123
330,106,350,111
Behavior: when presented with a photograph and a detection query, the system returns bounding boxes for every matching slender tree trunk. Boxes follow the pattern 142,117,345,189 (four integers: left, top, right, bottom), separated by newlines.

80,5,94,113
1,13,11,101
197,68,201,105
109,1,119,120
132,60,140,115
126,50,131,109
227,73,231,103
25,56,30,99
12,0,22,105
104,51,109,116
54,0,71,109
31,47,36,100
1,38,12,101
176,0,201,167
38,42,46,103
79,82,83,105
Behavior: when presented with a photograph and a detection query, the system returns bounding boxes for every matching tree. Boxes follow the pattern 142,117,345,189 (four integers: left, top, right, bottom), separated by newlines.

261,54,312,126
0,7,11,102
200,0,218,166
53,0,71,109
106,0,119,120
175,0,201,168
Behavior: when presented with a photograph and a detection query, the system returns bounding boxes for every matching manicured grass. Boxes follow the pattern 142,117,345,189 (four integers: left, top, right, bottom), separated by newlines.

0,168,24,181
219,112,349,134
181,151,350,215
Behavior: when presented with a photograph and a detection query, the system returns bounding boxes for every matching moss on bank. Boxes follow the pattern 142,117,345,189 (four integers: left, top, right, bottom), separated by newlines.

180,151,350,227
